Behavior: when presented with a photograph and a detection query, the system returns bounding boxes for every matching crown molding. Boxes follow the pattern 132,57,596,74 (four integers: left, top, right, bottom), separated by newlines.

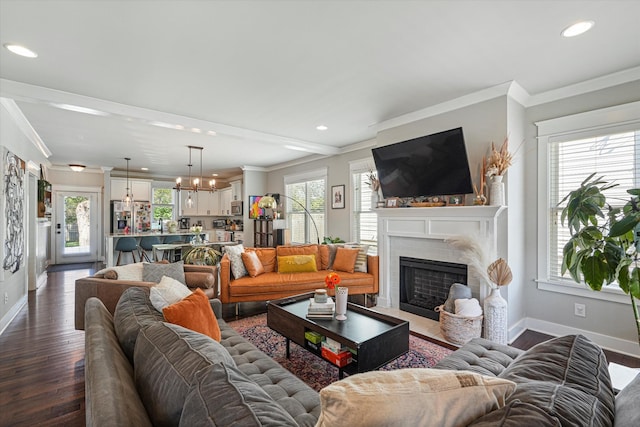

0,97,52,158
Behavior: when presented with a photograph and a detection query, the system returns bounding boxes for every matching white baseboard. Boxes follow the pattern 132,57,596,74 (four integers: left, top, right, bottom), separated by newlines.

524,317,640,357
0,294,27,336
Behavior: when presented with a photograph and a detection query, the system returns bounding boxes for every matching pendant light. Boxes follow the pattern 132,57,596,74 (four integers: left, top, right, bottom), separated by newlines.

185,147,195,208
122,157,133,210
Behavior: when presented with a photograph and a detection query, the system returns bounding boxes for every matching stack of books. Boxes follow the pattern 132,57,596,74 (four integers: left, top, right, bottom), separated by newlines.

306,297,335,319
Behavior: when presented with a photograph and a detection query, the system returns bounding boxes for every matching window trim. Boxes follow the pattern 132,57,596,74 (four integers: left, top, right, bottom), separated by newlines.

283,168,327,244
349,158,378,248
535,101,640,303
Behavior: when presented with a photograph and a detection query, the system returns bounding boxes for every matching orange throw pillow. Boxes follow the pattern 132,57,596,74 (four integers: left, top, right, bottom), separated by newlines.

332,248,359,273
242,251,265,277
162,288,221,341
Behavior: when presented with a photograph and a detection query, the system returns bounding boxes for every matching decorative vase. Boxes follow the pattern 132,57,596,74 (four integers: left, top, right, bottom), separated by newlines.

191,234,203,246
489,175,505,206
168,224,177,233
371,190,379,209
484,287,508,344
335,287,349,321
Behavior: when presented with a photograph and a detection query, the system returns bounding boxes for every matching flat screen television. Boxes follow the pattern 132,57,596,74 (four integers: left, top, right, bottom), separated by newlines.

372,127,473,199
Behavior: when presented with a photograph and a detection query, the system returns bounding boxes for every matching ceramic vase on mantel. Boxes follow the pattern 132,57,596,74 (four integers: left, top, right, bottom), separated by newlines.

483,287,508,344
335,287,349,321
489,175,505,206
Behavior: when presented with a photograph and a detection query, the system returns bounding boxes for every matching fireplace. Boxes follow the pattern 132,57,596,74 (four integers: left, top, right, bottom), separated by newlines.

399,257,468,320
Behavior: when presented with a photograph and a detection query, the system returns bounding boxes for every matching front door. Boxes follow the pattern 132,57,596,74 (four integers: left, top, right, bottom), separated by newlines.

54,191,99,264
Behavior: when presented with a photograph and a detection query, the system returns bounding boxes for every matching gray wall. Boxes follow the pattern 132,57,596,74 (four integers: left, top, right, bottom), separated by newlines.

0,100,49,332
523,81,640,347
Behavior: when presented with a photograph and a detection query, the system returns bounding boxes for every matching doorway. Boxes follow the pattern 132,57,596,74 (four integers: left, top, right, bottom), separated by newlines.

54,191,99,264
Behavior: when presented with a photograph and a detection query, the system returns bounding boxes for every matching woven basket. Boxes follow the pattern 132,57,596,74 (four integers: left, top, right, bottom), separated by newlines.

435,305,483,345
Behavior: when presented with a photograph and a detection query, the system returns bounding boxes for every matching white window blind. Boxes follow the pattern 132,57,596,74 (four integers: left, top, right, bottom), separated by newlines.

352,170,378,251
548,129,640,281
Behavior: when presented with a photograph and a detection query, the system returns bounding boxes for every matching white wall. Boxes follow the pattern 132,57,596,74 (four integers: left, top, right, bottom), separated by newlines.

0,99,50,333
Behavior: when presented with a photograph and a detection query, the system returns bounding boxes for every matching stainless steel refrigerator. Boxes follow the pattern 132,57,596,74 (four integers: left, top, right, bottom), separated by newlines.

110,201,151,233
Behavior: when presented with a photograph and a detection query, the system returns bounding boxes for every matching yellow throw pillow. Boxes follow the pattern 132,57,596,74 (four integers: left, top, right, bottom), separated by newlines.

332,248,360,273
242,251,265,277
277,255,318,273
316,369,516,427
162,288,221,342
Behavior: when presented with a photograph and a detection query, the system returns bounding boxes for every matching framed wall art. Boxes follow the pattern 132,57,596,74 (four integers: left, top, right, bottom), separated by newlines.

331,185,345,209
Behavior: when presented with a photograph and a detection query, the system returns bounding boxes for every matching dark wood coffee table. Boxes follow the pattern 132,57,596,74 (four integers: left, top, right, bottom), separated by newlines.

267,292,410,379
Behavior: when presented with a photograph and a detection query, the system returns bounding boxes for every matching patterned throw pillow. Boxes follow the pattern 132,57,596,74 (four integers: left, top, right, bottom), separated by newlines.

277,255,318,273
224,244,247,279
143,261,186,284
344,244,369,272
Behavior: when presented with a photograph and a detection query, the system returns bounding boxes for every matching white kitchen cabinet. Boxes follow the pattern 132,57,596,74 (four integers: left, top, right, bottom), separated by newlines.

198,191,219,216
230,180,242,202
219,188,232,215
110,178,151,201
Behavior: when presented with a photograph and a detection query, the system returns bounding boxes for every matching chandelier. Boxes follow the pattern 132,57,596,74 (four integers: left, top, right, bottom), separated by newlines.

174,146,216,208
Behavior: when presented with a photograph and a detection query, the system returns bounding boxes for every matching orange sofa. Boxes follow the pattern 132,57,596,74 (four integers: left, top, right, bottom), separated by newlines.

219,244,379,304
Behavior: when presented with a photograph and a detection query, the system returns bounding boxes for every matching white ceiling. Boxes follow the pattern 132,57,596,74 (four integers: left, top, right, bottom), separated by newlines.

1,0,639,180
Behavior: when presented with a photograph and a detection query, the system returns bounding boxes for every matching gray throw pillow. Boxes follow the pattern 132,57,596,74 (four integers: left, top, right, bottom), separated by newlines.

142,260,186,284
134,322,237,427
614,372,640,427
499,334,615,427
179,363,299,427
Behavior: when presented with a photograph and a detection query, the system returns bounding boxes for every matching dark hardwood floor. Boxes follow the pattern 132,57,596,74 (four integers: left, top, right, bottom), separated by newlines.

1,263,639,426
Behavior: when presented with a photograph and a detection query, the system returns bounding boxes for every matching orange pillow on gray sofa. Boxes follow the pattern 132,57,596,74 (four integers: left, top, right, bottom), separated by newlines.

162,288,221,341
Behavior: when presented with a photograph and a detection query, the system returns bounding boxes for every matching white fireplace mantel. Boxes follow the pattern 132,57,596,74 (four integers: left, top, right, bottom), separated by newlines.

376,206,507,309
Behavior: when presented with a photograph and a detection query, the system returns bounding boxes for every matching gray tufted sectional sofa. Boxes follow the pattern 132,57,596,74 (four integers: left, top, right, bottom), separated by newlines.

85,285,639,426
84,286,320,427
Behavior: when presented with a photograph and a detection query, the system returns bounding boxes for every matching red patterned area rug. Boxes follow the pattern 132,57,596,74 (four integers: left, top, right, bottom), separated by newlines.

227,313,453,391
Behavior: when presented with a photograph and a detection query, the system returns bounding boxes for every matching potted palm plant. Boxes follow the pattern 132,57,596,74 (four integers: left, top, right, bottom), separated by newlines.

560,173,640,344
182,246,222,266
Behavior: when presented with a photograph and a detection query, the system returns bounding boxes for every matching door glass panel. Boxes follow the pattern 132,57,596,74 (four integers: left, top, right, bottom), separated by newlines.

63,195,90,255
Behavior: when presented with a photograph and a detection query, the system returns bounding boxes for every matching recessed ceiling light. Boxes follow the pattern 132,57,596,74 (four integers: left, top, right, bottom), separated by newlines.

141,167,149,171
561,21,594,37
69,164,85,172
316,125,328,131
4,43,38,58
206,130,217,136
212,173,218,177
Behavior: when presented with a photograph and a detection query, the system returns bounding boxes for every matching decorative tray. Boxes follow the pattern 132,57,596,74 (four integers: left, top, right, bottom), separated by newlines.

408,202,446,207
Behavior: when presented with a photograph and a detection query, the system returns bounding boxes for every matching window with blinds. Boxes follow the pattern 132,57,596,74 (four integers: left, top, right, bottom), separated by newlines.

285,178,325,244
352,171,378,251
548,130,640,281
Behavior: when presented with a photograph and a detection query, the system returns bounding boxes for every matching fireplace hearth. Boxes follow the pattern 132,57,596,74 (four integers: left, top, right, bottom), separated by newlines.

399,257,468,320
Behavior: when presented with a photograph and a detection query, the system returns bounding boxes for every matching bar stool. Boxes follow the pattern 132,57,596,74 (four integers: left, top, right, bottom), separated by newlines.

139,236,162,262
115,237,139,266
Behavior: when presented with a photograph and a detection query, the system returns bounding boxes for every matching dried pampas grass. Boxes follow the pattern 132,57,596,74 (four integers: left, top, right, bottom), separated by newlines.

444,235,493,289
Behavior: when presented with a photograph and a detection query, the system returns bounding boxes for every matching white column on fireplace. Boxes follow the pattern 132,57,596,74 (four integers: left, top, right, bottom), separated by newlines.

376,206,507,310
